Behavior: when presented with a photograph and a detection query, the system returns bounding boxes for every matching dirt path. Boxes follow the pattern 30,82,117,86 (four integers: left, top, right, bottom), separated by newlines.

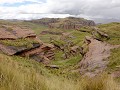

79,36,120,77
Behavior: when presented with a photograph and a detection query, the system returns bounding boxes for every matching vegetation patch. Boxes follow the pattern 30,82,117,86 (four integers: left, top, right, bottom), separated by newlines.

107,47,120,71
98,22,120,45
0,54,119,90
52,55,82,67
0,38,39,48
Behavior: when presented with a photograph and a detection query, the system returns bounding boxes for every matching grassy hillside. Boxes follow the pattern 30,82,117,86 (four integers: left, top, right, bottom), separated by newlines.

98,23,120,73
98,22,120,45
0,54,120,90
107,47,120,71
0,20,120,90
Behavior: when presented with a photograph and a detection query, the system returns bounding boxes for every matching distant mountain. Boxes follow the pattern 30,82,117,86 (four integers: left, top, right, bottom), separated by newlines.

93,18,120,24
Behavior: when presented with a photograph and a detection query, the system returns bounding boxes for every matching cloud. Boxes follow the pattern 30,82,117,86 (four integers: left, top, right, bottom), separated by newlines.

0,0,27,4
0,0,41,4
0,0,120,20
0,13,71,20
46,0,120,18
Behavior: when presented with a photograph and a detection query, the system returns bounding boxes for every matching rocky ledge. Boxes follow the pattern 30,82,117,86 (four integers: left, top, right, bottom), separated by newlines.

0,25,55,64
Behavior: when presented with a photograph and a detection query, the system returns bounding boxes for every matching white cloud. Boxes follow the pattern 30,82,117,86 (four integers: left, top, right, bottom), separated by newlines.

0,0,41,4
0,0,27,4
0,13,71,20
0,0,120,20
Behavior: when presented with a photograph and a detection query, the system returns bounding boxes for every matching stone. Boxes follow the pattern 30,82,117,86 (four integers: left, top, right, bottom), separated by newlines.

0,43,40,55
45,65,59,69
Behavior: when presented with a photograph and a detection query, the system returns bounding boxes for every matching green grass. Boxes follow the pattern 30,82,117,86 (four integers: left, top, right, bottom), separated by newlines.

52,55,82,67
48,29,91,74
98,22,120,45
50,30,90,49
40,34,60,43
0,38,39,48
107,47,120,71
0,54,48,90
0,54,119,90
22,22,48,34
54,50,64,61
70,30,91,46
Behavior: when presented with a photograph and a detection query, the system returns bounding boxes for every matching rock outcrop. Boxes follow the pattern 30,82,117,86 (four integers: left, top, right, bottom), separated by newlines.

0,25,36,39
0,43,40,55
29,17,96,30
0,25,55,63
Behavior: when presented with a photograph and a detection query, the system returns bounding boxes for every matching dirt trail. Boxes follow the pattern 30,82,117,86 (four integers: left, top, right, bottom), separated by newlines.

79,36,120,77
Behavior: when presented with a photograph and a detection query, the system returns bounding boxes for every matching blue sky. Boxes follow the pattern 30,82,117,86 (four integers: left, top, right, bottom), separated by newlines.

0,0,120,21
1,1,38,7
0,0,46,7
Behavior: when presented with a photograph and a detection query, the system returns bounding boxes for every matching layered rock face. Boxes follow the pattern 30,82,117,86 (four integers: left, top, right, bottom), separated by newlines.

0,25,38,55
0,25,36,39
29,17,96,30
0,25,54,63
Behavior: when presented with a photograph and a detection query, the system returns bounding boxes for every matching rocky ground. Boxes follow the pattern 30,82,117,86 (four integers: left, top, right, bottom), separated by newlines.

79,36,120,77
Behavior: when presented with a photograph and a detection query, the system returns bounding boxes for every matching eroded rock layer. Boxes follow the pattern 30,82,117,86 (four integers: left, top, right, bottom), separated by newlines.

29,17,95,30
0,25,55,63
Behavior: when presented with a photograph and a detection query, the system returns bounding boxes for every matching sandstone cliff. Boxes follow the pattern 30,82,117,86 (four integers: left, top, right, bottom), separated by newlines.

29,17,96,30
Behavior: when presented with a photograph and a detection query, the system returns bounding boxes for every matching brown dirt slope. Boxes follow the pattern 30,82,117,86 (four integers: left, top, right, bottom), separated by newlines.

79,36,120,77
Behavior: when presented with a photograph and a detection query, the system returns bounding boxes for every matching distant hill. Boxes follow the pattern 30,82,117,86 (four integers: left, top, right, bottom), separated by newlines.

28,17,95,30
93,18,120,24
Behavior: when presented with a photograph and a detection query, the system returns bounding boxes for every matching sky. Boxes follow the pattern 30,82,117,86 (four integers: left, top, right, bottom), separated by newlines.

0,0,120,23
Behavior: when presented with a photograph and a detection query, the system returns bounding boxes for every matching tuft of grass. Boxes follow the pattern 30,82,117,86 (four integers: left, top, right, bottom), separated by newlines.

76,73,120,90
0,54,48,90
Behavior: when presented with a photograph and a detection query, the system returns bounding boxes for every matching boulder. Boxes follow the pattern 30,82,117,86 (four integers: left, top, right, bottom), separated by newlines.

45,65,59,69
92,27,110,40
0,43,40,55
12,27,36,38
0,25,36,40
0,28,17,40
